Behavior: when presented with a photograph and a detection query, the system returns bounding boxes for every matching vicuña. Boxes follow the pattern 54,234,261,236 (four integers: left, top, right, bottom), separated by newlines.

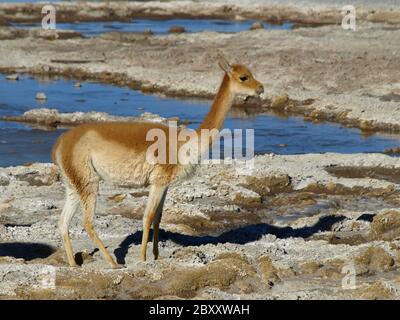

52,56,264,268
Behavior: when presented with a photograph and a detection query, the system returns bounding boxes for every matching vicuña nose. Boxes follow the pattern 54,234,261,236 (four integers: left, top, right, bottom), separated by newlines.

257,85,264,95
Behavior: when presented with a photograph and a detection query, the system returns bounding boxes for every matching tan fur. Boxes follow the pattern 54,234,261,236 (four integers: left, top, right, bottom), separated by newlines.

53,57,264,268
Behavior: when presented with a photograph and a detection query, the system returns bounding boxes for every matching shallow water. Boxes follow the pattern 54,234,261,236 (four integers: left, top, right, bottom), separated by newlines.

12,19,292,36
0,74,399,167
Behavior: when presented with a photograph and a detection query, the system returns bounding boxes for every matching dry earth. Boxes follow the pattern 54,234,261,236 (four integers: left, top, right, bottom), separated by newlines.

1,153,400,299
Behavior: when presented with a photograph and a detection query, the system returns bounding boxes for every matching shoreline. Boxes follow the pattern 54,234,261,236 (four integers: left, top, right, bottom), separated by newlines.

1,22,400,135
1,1,400,25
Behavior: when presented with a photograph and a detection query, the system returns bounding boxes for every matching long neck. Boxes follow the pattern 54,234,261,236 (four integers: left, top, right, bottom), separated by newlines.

197,74,235,132
180,74,235,163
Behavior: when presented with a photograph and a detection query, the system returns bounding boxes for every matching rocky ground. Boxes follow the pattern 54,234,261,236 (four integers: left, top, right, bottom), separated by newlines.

1,153,400,299
1,0,400,299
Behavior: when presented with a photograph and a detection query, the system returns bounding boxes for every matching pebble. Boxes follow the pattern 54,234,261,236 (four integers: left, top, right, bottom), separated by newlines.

250,21,265,30
35,92,47,100
0,173,10,186
6,74,19,81
271,94,289,109
169,26,186,34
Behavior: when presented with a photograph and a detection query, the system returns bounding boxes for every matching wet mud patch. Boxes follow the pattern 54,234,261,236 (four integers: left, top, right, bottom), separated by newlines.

364,93,400,103
379,94,400,102
242,173,398,214
236,95,315,118
383,147,400,155
15,170,60,186
164,209,262,237
301,182,397,198
325,166,400,184
261,95,400,134
241,175,292,197
311,233,370,246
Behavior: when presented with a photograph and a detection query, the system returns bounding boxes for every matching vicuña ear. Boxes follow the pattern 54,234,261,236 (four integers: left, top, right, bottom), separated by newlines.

217,55,232,75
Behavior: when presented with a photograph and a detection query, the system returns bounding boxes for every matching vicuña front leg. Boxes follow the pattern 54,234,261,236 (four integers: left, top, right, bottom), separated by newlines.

81,188,119,269
152,188,168,260
141,185,167,261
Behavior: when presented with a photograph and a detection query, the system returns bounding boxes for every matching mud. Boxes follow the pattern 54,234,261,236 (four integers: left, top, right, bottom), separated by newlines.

326,166,400,185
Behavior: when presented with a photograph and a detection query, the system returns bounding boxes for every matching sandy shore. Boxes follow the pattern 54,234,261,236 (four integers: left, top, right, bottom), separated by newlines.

1,0,400,299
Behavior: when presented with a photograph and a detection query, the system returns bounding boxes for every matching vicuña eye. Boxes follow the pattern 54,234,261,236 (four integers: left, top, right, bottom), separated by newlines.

239,76,248,82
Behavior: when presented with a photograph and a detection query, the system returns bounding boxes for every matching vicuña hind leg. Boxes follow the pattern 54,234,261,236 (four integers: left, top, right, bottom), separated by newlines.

59,185,80,267
141,184,167,262
81,183,119,269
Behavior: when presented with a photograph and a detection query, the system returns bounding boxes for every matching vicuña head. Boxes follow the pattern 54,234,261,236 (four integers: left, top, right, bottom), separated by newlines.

52,55,264,268
217,55,264,97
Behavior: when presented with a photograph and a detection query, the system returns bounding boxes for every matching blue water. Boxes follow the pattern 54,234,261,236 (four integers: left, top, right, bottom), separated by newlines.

12,19,293,36
0,74,399,167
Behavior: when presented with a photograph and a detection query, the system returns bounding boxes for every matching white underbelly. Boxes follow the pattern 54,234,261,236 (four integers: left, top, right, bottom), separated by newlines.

91,151,150,187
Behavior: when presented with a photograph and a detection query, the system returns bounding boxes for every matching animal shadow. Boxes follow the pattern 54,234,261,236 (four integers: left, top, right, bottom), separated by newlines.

114,214,345,264
0,242,56,261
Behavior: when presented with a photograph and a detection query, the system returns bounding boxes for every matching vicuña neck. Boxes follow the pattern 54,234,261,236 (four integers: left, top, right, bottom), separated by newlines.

197,74,235,132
